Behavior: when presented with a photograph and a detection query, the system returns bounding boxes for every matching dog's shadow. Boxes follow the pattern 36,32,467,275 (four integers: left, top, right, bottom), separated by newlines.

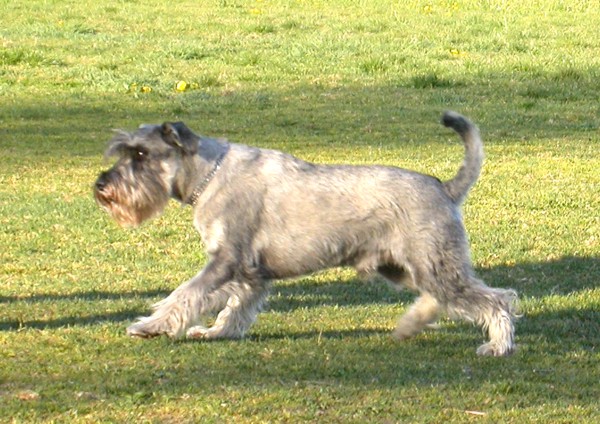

1,256,598,346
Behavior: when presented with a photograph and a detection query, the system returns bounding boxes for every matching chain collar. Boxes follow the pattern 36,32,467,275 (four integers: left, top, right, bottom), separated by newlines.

186,147,228,206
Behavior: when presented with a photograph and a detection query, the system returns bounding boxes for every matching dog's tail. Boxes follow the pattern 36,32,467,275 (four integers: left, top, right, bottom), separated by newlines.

441,111,484,205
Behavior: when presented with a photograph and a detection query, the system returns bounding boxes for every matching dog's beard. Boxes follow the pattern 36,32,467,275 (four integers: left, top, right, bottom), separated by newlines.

94,176,170,228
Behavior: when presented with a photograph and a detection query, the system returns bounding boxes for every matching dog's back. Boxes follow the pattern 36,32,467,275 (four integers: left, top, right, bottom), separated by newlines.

225,139,468,279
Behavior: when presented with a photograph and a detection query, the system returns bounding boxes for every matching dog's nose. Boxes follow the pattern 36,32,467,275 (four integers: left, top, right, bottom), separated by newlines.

95,173,109,191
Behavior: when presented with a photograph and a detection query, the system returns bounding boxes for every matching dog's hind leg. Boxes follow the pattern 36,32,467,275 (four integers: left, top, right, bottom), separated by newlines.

383,259,517,356
420,265,518,356
186,281,269,340
442,279,518,356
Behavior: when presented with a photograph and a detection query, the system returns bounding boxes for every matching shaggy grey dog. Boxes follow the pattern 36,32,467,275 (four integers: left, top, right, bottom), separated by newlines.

94,111,517,356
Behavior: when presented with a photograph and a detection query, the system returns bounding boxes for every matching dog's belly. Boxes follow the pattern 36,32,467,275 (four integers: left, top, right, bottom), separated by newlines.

258,225,387,279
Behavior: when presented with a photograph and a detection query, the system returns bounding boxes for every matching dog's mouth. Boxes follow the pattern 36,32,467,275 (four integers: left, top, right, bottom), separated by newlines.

93,182,139,228
93,180,162,229
93,181,115,210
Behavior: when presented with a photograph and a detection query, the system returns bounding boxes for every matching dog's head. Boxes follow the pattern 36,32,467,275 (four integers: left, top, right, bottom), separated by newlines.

94,122,198,227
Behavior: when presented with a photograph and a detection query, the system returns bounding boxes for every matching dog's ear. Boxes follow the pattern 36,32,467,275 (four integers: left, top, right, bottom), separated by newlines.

160,122,198,155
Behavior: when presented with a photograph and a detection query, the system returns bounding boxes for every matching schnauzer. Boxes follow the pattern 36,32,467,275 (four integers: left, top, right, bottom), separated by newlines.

94,111,518,356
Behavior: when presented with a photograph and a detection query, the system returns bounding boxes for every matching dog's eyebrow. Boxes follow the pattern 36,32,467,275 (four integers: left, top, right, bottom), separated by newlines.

110,129,133,142
104,130,134,158
137,124,163,135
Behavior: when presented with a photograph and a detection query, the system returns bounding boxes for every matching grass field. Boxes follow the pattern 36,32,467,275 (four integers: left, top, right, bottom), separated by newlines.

1,0,599,422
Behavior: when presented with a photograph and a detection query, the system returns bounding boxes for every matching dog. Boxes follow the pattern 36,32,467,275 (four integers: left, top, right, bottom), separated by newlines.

94,111,517,356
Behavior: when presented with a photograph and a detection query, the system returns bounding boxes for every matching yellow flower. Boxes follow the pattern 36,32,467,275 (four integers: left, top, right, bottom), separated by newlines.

423,5,433,14
176,81,188,92
141,86,152,93
450,49,467,57
249,8,262,15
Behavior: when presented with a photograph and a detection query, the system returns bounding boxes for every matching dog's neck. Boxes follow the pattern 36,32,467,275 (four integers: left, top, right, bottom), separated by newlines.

185,143,229,206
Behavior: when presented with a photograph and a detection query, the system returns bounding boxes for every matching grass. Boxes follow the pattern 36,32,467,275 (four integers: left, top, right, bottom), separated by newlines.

1,0,599,422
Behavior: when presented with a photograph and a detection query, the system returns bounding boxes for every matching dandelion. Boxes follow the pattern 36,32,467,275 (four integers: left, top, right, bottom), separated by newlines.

450,49,467,58
176,80,188,92
423,4,433,14
249,8,262,15
140,86,152,93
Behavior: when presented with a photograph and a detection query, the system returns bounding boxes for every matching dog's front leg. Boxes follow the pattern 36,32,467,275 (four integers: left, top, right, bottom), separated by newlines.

127,260,233,339
187,281,269,340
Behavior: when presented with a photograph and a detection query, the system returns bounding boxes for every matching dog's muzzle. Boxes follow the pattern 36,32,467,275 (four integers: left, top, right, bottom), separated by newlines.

95,171,110,192
93,171,117,208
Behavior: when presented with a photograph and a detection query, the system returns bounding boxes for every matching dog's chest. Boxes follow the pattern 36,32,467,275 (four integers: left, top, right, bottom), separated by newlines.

194,216,226,254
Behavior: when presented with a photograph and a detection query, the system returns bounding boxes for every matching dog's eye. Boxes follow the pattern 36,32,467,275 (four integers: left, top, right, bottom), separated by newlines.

131,147,148,161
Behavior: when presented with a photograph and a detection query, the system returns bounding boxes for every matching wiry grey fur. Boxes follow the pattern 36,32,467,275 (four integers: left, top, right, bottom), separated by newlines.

94,111,518,356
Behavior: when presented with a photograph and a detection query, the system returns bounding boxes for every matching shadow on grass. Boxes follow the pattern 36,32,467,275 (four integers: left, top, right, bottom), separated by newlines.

0,311,143,333
2,69,600,162
0,288,169,304
478,255,600,298
49,320,598,409
2,259,598,417
0,289,168,332
2,256,598,346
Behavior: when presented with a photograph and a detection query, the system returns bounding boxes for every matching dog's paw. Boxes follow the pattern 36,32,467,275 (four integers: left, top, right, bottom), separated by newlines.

391,327,415,341
476,342,515,357
127,320,161,338
186,325,245,340
186,325,210,339
126,317,181,338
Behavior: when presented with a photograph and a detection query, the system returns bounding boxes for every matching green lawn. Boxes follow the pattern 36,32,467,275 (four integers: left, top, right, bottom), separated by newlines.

1,0,599,422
